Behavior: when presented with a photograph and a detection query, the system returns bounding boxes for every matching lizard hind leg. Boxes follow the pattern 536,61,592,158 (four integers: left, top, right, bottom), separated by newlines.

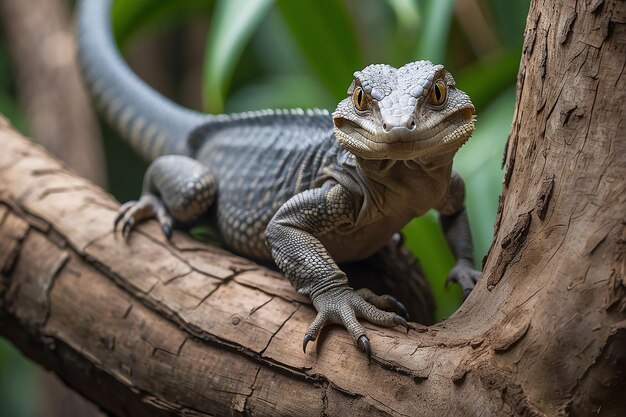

115,155,216,240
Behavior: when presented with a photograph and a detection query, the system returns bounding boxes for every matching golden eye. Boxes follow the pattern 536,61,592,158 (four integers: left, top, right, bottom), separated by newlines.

430,79,447,106
353,86,367,111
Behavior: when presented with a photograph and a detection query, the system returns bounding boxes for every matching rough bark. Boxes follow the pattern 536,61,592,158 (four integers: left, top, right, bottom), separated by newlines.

0,0,107,187
0,0,625,416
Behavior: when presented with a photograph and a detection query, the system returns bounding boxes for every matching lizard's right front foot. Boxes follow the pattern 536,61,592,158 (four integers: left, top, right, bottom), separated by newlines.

303,286,412,359
114,194,173,240
447,259,481,300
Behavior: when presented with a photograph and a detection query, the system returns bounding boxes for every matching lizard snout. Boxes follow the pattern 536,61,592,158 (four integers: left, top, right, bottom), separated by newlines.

382,118,417,134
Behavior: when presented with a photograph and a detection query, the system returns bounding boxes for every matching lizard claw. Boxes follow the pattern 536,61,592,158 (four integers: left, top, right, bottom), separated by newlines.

389,299,409,320
113,200,136,236
122,216,136,240
462,287,472,300
393,315,411,333
303,333,313,353
162,223,172,240
357,335,371,360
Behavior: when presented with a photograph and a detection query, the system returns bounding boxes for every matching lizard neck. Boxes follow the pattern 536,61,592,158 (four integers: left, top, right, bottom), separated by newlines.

352,149,457,218
355,143,458,188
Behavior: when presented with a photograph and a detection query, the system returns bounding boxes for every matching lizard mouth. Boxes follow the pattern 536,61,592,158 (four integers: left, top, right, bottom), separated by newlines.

333,107,475,160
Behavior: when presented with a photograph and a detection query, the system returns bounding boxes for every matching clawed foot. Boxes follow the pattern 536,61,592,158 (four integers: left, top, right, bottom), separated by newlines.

114,195,173,240
447,259,481,300
302,286,414,359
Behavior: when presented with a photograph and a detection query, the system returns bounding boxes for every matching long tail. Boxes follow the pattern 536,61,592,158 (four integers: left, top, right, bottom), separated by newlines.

76,0,209,160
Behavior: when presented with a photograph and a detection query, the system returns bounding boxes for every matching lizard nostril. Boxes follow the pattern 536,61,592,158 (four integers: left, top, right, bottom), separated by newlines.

410,121,416,130
383,123,389,132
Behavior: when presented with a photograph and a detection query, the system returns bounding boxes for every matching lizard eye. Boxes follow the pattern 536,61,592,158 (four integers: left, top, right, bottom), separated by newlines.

353,86,367,111
430,80,447,107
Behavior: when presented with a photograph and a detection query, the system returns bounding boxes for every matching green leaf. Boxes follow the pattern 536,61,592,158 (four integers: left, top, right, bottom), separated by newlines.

0,340,40,417
386,0,420,35
403,212,458,321
226,75,335,112
202,0,274,113
0,93,27,134
455,51,520,112
276,0,363,99
112,0,157,42
112,0,213,45
414,0,455,63
487,0,530,49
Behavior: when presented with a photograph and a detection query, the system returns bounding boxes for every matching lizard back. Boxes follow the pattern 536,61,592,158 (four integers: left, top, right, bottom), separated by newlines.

190,110,347,259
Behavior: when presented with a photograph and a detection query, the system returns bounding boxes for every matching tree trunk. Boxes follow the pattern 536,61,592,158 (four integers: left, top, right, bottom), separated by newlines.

0,0,624,415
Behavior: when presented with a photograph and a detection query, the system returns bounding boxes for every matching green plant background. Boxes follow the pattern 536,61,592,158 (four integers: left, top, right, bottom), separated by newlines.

0,0,529,414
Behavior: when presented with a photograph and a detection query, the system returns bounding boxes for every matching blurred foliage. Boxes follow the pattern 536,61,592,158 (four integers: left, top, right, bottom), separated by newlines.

111,0,214,42
0,0,529,415
0,339,40,417
203,0,274,112
0,39,26,132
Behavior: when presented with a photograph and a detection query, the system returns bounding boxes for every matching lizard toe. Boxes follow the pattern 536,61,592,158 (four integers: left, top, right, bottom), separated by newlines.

393,315,411,333
447,265,482,300
351,294,407,330
447,275,475,300
114,200,137,235
114,195,173,241
355,288,409,319
302,310,330,354
121,216,136,240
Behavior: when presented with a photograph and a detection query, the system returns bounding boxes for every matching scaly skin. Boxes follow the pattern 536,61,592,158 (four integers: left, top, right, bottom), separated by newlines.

77,0,481,358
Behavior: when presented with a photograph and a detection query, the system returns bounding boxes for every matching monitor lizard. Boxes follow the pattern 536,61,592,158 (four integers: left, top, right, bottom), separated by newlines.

76,0,481,358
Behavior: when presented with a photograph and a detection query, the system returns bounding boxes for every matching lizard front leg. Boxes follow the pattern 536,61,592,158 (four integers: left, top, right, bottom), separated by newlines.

115,155,216,239
436,171,482,299
266,182,409,358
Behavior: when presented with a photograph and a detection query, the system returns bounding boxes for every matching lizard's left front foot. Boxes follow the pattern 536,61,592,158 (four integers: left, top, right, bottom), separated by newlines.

303,286,412,358
114,194,173,240
447,259,482,300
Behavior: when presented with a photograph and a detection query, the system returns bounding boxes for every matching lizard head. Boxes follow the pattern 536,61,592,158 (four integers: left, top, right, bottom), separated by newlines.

332,61,476,160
